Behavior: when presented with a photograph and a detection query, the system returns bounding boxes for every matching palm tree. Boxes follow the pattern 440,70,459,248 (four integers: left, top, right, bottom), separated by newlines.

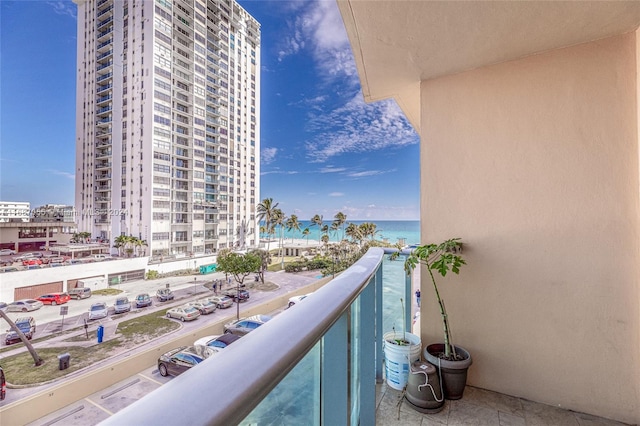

330,220,340,242
345,222,363,245
257,198,279,255
286,214,301,243
302,228,310,243
272,208,286,267
333,211,347,241
138,239,148,256
359,222,379,241
113,235,129,257
310,214,323,246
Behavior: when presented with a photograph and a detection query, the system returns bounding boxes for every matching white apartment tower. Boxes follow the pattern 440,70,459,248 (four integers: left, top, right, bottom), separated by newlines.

73,0,260,256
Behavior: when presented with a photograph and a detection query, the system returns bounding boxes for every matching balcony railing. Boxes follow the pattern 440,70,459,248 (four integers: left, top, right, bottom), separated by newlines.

101,248,411,425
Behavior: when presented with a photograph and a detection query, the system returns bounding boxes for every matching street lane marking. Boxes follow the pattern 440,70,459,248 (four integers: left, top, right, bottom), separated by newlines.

138,371,163,385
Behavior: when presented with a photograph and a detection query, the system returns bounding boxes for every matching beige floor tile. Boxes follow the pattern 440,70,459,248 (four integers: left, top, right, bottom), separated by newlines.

463,386,524,417
498,411,526,426
447,399,500,425
574,411,629,426
521,399,580,426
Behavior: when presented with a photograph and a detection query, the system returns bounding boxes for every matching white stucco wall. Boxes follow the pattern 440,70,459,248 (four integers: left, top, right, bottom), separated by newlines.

419,33,640,423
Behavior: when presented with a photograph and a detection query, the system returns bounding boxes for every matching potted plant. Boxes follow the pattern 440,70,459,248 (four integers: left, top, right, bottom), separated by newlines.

398,238,472,400
383,298,421,391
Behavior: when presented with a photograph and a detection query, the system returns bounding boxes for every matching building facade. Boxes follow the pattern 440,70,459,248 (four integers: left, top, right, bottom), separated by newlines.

73,0,260,257
0,201,30,223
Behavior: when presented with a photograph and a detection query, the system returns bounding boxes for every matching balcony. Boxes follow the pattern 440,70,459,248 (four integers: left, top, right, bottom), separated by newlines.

97,16,113,30
97,27,113,41
95,161,111,170
96,39,112,52
96,72,112,83
96,83,112,94
96,4,113,18
96,49,113,62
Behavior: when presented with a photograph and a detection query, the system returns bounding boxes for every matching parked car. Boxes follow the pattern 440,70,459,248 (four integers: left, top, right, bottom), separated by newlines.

42,256,66,265
186,299,217,315
0,249,16,256
69,287,92,300
135,293,153,308
156,288,174,302
4,316,36,345
37,292,70,306
88,302,109,320
287,293,313,308
157,345,218,377
113,297,131,314
0,365,5,400
224,315,272,336
22,258,43,266
0,267,19,273
223,288,250,302
6,299,43,312
194,333,240,349
166,305,201,322
206,295,233,309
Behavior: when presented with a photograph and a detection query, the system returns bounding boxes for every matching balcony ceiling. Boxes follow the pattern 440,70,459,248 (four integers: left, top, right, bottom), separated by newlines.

337,0,640,130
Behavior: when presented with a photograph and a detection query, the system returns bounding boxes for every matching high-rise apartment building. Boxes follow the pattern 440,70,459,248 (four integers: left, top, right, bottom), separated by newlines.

73,0,260,257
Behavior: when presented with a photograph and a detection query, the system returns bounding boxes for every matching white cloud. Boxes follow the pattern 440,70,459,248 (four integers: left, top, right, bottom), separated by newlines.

320,166,346,174
306,93,419,162
261,169,299,176
47,169,75,179
347,169,395,178
329,192,344,197
261,147,278,164
47,1,77,19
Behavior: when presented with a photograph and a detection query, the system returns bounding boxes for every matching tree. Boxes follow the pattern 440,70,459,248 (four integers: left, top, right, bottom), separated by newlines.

302,228,310,243
271,208,286,268
135,239,148,257
310,214,323,246
0,310,43,366
286,214,301,243
345,222,363,245
113,235,129,257
333,211,347,241
257,198,279,255
249,248,270,284
215,251,262,319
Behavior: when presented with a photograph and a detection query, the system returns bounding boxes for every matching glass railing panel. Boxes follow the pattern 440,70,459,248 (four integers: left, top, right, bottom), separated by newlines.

382,255,409,334
350,292,362,424
239,342,320,426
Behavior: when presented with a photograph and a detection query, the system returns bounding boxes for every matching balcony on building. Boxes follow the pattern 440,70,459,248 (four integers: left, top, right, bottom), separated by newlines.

96,4,113,19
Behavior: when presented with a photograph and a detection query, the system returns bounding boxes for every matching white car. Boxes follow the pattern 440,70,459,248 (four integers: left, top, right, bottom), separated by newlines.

287,293,314,308
88,302,109,320
7,299,43,312
0,249,16,256
194,334,241,349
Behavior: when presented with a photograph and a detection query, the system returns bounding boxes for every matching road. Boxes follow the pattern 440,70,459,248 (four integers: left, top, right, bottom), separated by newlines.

0,269,322,414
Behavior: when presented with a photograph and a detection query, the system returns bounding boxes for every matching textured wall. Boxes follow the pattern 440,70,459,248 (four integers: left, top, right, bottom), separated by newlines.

419,33,640,423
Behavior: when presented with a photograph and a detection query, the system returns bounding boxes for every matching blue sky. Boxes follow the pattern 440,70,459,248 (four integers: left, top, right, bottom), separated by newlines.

0,0,420,221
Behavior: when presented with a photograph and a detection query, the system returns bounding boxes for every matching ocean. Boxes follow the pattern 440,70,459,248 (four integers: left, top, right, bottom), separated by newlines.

271,220,420,246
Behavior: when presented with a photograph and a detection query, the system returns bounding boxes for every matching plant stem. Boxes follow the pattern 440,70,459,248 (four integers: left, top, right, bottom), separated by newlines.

427,264,453,359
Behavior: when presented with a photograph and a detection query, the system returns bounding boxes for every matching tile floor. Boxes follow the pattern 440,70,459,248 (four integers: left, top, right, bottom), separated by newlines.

375,383,629,426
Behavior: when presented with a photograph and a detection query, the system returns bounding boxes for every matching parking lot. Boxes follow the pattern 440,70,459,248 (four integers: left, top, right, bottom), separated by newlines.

0,269,323,424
